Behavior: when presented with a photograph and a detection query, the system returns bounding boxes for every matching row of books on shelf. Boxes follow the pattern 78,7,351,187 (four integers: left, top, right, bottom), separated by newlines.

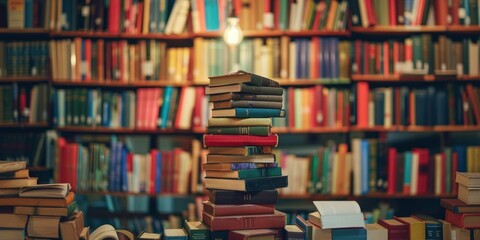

0,41,49,77
352,36,480,76
0,132,45,167
352,0,480,27
0,83,48,124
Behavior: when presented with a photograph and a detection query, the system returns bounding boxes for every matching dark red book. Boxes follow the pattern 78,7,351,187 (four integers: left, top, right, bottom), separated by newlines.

202,211,286,231
208,190,278,205
357,82,369,127
452,152,458,195
451,0,460,25
378,219,409,240
387,148,397,194
466,84,480,124
388,0,397,25
413,148,429,194
445,209,480,228
203,135,279,147
203,201,275,216
229,229,278,240
434,0,448,25
364,0,377,26
288,88,295,128
441,199,480,214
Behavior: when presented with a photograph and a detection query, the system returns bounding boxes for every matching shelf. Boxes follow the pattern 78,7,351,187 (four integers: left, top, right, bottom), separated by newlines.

284,30,351,37
351,74,459,82
0,28,50,36
56,126,198,134
271,127,350,134
74,190,192,198
280,193,457,200
52,80,192,88
51,31,121,38
447,25,480,34
432,125,480,132
0,122,49,128
0,76,50,83
275,78,351,86
352,126,480,132
351,26,447,35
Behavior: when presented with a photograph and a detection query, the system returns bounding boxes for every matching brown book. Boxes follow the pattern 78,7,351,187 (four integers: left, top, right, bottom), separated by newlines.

0,188,20,197
0,161,27,173
208,189,278,205
60,211,84,240
458,184,480,204
0,169,29,179
208,70,280,87
213,100,283,110
202,211,286,231
209,93,283,102
206,154,276,164
203,201,275,216
0,213,28,228
441,199,480,214
208,146,273,156
229,229,277,240
0,229,24,239
456,172,480,187
27,216,61,239
15,202,77,217
0,177,37,188
0,192,75,207
205,84,284,96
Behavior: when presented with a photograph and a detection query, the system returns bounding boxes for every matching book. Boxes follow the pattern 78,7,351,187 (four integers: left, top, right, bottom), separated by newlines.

7,0,25,28
80,227,90,240
163,229,188,240
89,224,119,240
440,199,480,214
283,225,304,239
0,169,29,179
209,71,280,87
213,100,283,109
59,211,84,240
205,84,284,95
228,229,277,240
184,221,208,240
0,229,24,239
206,154,276,163
411,214,443,240
203,135,279,147
0,192,75,207
138,232,161,240
456,172,480,187
331,228,367,240
0,161,26,173
365,223,387,240
394,217,425,240
445,210,480,228
295,214,312,240
207,190,278,204
0,213,28,228
211,108,286,118
208,118,272,127
0,188,20,197
209,93,283,102
204,175,288,191
0,177,37,188
202,211,286,231
205,167,282,179
203,163,275,171
458,184,480,204
377,219,409,240
207,146,272,155
15,201,77,217
19,183,71,198
27,216,61,238
308,201,365,229
207,126,271,136
203,201,275,216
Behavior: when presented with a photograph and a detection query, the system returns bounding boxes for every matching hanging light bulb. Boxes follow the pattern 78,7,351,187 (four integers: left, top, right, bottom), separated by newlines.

223,17,243,46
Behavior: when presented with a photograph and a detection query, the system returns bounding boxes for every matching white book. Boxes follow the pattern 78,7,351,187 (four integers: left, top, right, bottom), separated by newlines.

309,201,365,229
190,0,200,33
289,41,297,79
288,2,297,30
172,0,190,34
469,40,479,76
410,152,419,195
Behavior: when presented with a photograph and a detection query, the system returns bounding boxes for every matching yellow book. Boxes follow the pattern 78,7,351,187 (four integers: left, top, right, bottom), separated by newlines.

331,153,339,194
467,147,475,172
142,0,150,34
193,38,206,84
394,217,425,240
167,48,176,81
325,0,338,30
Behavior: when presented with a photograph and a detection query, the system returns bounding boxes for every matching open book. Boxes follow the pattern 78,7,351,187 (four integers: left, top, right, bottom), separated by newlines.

309,201,365,229
90,224,135,240
20,183,71,198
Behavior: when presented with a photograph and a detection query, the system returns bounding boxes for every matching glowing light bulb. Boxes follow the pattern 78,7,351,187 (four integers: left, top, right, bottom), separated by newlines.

223,17,243,46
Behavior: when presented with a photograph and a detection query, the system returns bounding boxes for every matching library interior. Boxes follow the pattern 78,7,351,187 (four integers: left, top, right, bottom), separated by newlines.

1,0,480,239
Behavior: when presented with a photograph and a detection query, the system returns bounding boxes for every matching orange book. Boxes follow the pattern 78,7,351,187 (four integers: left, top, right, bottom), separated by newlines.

337,91,344,127
325,0,338,30
357,82,369,127
97,40,105,82
0,192,75,207
288,88,295,128
383,42,389,75
337,144,348,194
409,91,415,126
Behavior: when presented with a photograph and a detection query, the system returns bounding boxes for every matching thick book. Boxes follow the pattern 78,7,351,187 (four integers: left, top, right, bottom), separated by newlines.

59,211,84,240
308,201,365,229
0,177,37,188
332,228,367,240
203,201,275,216
19,183,70,198
205,176,287,191
0,169,29,179
228,229,277,240
207,190,278,204
207,126,271,136
365,223,387,240
0,192,75,207
296,215,312,240
203,135,279,147
202,211,286,231
15,201,77,217
458,182,480,204
208,118,272,127
213,100,283,109
456,172,480,187
205,167,282,179
206,154,276,163
440,199,480,214
203,163,275,171
27,216,61,238
0,188,20,197
209,93,283,102
445,210,480,228
211,108,286,118
377,219,409,240
411,214,442,240
208,71,280,87
163,229,188,240
208,146,272,156
205,84,284,95
394,217,425,240
0,229,24,239
0,213,28,228
0,161,26,173
184,221,209,240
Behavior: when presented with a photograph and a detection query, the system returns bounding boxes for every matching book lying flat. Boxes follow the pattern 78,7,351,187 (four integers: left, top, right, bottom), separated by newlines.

208,146,273,156
208,190,278,204
205,175,288,191
445,210,480,228
0,161,26,173
208,118,272,127
0,192,75,207
205,84,283,95
0,188,20,197
456,172,480,187
20,183,71,198
309,201,365,229
27,215,61,238
203,135,278,147
203,201,275,216
458,184,480,204
60,211,85,240
213,100,283,109
184,221,208,240
0,177,37,189
163,229,188,239
202,211,286,231
229,229,277,240
207,126,271,136
205,167,281,179
203,163,275,171
208,70,280,87
440,199,480,214
211,108,286,118
209,93,283,102
206,154,276,164
15,202,77,217
0,213,28,228
0,169,29,179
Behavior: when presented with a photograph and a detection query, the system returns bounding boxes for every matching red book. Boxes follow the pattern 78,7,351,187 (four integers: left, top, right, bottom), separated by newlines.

387,148,397,194
264,0,271,29
97,40,105,82
202,211,285,231
105,42,111,80
273,0,280,29
465,84,480,124
378,219,409,240
383,42,390,75
67,144,78,191
192,87,204,128
451,0,460,25
357,82,369,127
363,42,369,74
364,0,377,26
452,152,458,195
118,41,124,82
445,210,480,228
312,86,320,127
375,43,381,74
229,229,278,240
311,38,319,78
413,148,429,194
388,0,397,25
127,153,133,190
108,0,120,33
393,41,399,74
415,0,427,25
288,88,295,128
136,1,144,33
203,201,275,216
337,91,344,127
434,0,448,25
19,88,26,120
149,149,158,194
321,87,327,127
203,135,279,147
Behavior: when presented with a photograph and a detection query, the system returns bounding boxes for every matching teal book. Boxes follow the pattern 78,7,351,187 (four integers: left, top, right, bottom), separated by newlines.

211,108,286,118
185,221,209,240
445,148,452,193
209,230,228,240
204,0,219,31
159,87,173,128
321,148,330,194
205,167,282,179
404,152,412,193
332,228,367,240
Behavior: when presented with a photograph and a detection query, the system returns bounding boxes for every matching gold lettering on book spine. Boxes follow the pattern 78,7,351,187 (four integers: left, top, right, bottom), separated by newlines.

240,126,249,135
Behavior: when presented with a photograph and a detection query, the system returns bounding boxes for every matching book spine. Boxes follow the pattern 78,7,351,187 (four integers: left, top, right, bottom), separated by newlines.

207,126,270,136
203,213,285,231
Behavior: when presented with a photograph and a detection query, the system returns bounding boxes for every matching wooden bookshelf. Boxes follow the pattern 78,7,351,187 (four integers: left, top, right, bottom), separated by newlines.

0,122,49,128
272,127,350,134
284,30,351,37
0,28,50,37
52,80,192,88
281,193,457,200
275,78,351,85
0,76,50,83
56,126,198,135
351,74,461,82
447,25,480,34
74,190,193,198
351,26,448,35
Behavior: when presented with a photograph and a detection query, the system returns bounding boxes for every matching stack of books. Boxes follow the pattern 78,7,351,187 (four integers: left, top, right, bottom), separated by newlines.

201,70,288,239
441,172,480,238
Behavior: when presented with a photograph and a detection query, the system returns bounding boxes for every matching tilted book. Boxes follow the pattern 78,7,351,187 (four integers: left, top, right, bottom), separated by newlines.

208,70,280,87
309,201,365,229
440,199,480,214
205,175,288,191
202,211,286,231
203,134,279,147
203,201,275,216
208,190,278,204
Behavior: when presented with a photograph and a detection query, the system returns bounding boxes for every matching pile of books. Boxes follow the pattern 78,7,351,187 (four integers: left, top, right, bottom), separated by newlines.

0,161,87,239
441,172,480,238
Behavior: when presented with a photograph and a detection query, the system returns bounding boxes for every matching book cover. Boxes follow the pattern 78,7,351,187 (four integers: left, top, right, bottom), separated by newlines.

445,209,480,228
365,223,387,240
207,189,278,204
394,217,425,240
185,221,209,240
332,227,367,240
211,108,286,118
204,175,288,191
208,146,272,156
202,211,285,231
27,215,61,238
206,154,276,164
213,100,283,109
377,219,409,240
228,229,277,240
203,163,275,171
209,93,283,102
203,134,279,147
205,167,281,179
0,213,28,228
440,199,480,214
205,84,284,95
208,118,272,127
203,201,275,216
411,214,443,240
0,192,75,207
209,70,280,87
284,225,304,239
14,201,77,217
207,126,270,136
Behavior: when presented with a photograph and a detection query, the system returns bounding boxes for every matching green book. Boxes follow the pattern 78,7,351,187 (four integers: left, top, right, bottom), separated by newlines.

310,154,319,193
205,167,282,180
321,148,330,194
412,36,423,70
206,126,270,136
445,148,452,193
320,0,331,28
185,221,209,240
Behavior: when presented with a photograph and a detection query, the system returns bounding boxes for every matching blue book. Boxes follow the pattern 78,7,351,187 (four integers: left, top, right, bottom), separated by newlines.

361,140,369,194
295,39,302,79
116,142,123,192
332,228,367,240
24,0,33,28
323,38,330,78
465,0,470,25
212,108,286,118
435,88,448,125
404,152,412,192
331,38,339,78
453,145,467,172
159,87,173,128
121,147,128,192
156,152,162,193
204,0,219,31
102,92,111,126
404,0,413,25
121,92,127,127
87,90,93,126
81,40,86,80
374,91,385,126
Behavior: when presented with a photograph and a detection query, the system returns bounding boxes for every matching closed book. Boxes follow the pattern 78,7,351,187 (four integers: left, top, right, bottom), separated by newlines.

208,146,272,156
456,172,480,187
284,225,304,239
19,183,70,198
0,169,29,179
138,232,161,240
445,209,480,228
211,108,286,118
0,161,26,173
411,214,443,240
202,211,286,231
213,100,283,110
206,154,276,164
59,211,84,240
440,199,480,213
207,126,271,136
209,230,229,240
0,177,37,188
207,190,278,204
365,223,387,240
185,221,209,240
228,229,277,240
209,70,280,87
205,167,282,179
0,213,27,228
209,93,283,102
377,219,409,240
205,84,283,95
0,229,24,240
203,135,278,147
332,228,367,240
27,216,61,238
203,201,275,216
163,229,188,240
0,188,20,197
203,163,275,171
394,217,425,240
296,215,312,240
0,192,75,207
208,118,272,127
15,202,77,217
205,175,288,191
309,201,365,229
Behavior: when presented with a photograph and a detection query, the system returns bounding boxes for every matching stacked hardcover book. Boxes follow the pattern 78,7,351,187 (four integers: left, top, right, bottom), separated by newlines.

201,71,288,239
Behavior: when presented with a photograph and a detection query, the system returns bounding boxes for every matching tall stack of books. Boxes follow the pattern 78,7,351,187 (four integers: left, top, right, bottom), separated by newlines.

441,172,480,238
200,71,288,239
